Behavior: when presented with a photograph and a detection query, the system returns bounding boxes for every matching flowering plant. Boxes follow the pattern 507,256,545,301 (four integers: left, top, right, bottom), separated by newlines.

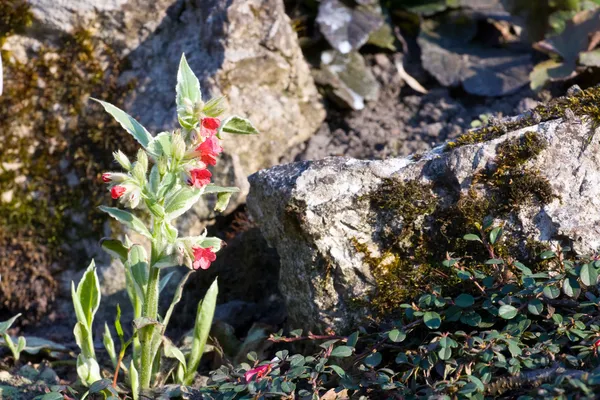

71,54,258,397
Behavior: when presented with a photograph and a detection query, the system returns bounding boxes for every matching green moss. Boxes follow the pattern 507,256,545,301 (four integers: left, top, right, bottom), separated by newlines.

0,22,137,319
357,132,558,318
0,0,33,45
446,85,600,150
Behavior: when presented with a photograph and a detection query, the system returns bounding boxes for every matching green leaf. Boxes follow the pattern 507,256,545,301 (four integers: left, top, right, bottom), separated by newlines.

76,260,101,328
580,263,598,287
184,278,218,385
203,184,240,195
219,116,259,137
103,323,117,369
423,311,442,329
176,54,202,129
563,277,581,298
100,239,129,262
540,250,557,260
388,329,406,343
330,346,353,358
130,360,140,400
498,305,518,320
455,294,474,308
148,165,160,194
147,132,172,159
329,364,346,378
215,192,233,213
91,99,153,148
99,207,152,239
74,322,94,359
128,244,149,297
543,285,560,299
463,233,482,242
164,341,187,373
76,354,101,387
527,299,544,315
164,188,203,220
438,346,452,360
489,227,502,245
0,314,21,335
513,261,532,275
506,339,522,357
364,352,382,367
37,393,64,400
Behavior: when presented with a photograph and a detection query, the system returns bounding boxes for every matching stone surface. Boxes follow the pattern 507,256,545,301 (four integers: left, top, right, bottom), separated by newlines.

248,105,600,333
2,0,323,326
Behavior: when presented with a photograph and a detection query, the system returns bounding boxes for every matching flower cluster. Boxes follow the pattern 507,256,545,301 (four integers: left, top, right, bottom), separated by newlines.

100,117,225,271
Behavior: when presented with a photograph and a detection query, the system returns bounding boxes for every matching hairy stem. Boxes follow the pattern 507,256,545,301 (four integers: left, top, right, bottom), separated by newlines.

140,219,162,389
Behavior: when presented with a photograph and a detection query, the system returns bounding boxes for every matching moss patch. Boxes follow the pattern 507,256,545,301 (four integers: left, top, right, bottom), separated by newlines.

357,132,556,316
0,6,137,322
446,85,600,150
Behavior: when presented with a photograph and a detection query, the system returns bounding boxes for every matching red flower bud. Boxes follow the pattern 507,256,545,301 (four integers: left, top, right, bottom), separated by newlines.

202,117,220,131
102,173,111,183
594,338,600,347
111,185,126,199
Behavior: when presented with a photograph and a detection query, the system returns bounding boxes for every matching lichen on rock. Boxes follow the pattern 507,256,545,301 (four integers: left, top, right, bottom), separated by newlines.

248,85,600,333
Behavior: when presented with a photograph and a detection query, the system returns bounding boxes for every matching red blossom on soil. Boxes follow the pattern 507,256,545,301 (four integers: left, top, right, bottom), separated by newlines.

244,364,272,383
111,185,126,199
187,168,212,188
192,246,216,270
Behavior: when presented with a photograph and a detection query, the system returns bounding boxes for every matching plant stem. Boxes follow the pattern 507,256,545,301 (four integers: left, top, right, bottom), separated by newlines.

140,219,162,389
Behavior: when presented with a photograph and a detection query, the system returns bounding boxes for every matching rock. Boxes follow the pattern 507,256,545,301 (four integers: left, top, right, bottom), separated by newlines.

2,0,323,323
248,87,600,332
122,0,325,229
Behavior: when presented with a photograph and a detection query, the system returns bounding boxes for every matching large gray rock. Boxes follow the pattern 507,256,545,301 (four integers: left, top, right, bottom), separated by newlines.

247,93,600,333
6,0,324,228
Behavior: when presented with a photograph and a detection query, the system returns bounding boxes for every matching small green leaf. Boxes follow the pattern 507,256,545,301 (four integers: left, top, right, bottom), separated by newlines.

215,192,233,213
527,299,544,315
330,346,353,358
563,277,581,298
103,323,117,369
100,238,129,262
329,364,346,378
455,294,475,308
498,305,518,320
219,116,259,137
364,352,382,367
130,360,140,400
513,261,532,275
164,341,187,373
438,346,452,360
99,207,152,238
506,340,522,357
176,54,202,129
423,311,442,329
543,285,560,299
489,227,502,245
388,329,406,343
463,233,482,242
540,250,557,260
203,184,240,195
0,314,21,335
91,99,153,148
147,132,173,159
76,260,101,328
580,263,598,287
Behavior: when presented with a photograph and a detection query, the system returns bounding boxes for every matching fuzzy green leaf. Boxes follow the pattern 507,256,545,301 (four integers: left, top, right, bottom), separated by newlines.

101,239,129,262
0,314,21,335
177,54,201,107
164,188,203,220
99,206,152,239
184,278,218,385
330,346,353,358
218,116,259,137
76,260,101,328
91,99,153,148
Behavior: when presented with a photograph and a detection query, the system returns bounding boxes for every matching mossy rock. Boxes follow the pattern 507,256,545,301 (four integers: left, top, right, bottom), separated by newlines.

248,85,600,333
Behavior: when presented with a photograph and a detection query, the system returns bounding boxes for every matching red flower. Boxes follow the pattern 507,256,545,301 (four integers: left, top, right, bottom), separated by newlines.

203,117,220,130
192,247,216,270
244,364,272,383
187,168,212,188
594,338,600,347
102,173,112,183
196,136,223,166
111,185,126,199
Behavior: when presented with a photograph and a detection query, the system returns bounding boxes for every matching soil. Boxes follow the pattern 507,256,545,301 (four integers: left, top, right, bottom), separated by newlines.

286,52,541,163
